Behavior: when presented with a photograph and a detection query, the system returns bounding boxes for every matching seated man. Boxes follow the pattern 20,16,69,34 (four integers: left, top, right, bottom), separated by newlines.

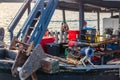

60,22,69,43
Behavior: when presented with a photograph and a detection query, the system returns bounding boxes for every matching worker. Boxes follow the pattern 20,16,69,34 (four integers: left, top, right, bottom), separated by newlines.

83,20,87,29
60,22,69,43
102,28,111,40
44,29,49,37
61,22,69,33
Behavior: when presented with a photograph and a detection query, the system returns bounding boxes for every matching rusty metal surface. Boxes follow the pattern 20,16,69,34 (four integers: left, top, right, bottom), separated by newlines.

41,57,59,73
19,45,46,80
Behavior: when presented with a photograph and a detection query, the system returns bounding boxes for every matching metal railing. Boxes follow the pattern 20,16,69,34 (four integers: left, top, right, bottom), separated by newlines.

8,0,33,41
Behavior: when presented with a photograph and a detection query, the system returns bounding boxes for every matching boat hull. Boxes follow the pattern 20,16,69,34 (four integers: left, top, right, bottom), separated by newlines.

0,66,119,80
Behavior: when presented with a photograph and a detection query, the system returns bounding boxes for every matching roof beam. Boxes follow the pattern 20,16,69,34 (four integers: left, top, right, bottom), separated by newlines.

0,0,24,2
103,0,120,1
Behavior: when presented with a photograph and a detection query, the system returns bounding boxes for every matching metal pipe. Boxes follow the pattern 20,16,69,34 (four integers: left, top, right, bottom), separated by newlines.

79,1,84,29
119,10,120,27
62,9,66,22
97,11,100,31
27,0,31,15
79,1,84,40
111,11,113,17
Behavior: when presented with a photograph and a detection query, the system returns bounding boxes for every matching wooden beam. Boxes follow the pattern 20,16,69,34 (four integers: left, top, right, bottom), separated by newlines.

46,54,78,66
59,0,79,3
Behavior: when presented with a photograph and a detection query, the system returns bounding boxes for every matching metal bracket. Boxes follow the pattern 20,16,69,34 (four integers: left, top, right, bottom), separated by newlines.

19,45,46,80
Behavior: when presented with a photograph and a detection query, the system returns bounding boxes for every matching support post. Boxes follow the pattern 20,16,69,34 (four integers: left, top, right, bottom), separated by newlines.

79,1,84,40
111,11,113,17
62,9,66,22
27,1,31,15
97,11,100,31
119,10,120,27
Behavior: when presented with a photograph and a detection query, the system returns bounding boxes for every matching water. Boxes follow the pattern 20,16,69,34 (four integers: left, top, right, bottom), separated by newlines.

0,3,119,43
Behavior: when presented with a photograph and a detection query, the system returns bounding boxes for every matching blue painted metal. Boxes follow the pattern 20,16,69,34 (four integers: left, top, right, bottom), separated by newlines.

8,0,32,41
17,0,44,39
9,0,58,47
36,0,59,46
29,0,59,46
16,0,58,45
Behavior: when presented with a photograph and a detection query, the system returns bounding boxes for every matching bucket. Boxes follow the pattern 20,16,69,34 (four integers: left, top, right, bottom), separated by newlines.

68,30,80,41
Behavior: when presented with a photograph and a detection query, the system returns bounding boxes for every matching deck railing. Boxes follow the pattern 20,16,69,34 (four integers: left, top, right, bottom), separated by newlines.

8,0,33,41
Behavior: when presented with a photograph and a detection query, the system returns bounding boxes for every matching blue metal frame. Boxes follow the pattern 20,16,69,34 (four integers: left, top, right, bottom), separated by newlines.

36,0,59,46
29,0,58,46
17,0,44,39
8,0,32,41
9,0,58,47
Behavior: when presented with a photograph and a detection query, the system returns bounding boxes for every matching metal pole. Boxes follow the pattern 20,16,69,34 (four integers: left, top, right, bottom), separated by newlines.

97,11,100,31
111,11,113,17
79,2,84,29
119,11,120,27
62,9,66,22
79,1,84,40
28,0,31,15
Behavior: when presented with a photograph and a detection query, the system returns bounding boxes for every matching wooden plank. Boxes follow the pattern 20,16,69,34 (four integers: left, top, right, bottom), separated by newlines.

107,58,120,64
26,41,34,56
101,49,120,55
9,37,29,50
90,38,120,47
46,54,78,66
9,37,18,50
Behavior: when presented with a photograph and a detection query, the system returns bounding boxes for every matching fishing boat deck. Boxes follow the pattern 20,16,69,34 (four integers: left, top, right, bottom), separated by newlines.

1,0,120,80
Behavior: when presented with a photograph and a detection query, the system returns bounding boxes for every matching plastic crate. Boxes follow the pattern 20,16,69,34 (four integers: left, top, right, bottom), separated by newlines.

45,43,60,56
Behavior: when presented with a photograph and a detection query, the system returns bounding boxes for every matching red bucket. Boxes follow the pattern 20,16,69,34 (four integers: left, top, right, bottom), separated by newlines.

40,37,55,52
68,30,80,41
